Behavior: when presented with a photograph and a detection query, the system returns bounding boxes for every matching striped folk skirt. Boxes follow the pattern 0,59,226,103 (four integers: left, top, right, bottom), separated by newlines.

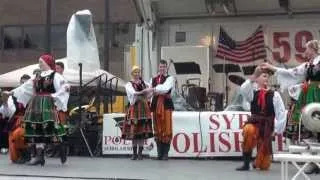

121,98,153,140
291,82,320,123
23,95,66,144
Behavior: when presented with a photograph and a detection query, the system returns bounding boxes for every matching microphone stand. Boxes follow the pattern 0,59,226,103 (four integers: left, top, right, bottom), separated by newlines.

78,63,94,157
223,56,229,107
167,59,174,73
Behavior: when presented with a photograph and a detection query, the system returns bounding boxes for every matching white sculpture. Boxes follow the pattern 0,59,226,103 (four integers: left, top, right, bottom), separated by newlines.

66,9,100,72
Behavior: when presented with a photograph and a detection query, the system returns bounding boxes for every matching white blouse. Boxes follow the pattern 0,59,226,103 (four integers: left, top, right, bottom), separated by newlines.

0,96,16,119
275,55,320,99
149,76,175,96
125,81,150,105
240,79,288,134
11,70,69,112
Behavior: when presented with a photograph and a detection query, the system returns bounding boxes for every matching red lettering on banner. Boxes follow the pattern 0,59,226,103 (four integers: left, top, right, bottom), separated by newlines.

239,114,249,129
173,133,190,153
222,114,232,130
104,136,131,145
234,132,241,152
209,114,220,130
210,132,215,152
192,133,200,153
104,136,112,145
112,136,122,145
219,132,231,152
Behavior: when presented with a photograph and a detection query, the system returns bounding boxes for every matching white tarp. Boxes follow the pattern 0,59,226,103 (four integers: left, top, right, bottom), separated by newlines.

0,58,125,90
0,10,125,91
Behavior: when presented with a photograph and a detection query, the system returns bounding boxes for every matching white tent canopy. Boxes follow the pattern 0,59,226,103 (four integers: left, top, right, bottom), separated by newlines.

0,58,125,91
0,10,126,92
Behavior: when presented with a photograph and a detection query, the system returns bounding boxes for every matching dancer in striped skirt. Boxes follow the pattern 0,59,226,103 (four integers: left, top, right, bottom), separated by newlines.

122,66,153,160
8,54,69,166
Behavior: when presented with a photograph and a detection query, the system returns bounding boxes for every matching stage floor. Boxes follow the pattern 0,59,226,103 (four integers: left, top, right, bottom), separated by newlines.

0,155,318,180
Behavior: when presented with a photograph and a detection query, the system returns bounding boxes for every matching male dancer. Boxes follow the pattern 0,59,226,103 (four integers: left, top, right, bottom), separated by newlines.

236,66,287,171
148,60,175,160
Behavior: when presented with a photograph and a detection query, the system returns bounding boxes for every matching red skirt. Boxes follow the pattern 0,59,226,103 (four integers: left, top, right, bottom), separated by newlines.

121,98,153,140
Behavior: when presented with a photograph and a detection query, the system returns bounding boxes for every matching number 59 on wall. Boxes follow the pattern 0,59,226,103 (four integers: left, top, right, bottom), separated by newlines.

272,30,313,63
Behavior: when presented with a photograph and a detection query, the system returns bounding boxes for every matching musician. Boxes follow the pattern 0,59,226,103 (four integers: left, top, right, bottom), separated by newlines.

0,94,9,154
6,75,31,164
236,66,287,171
55,62,64,75
122,66,153,160
261,39,320,174
54,61,70,164
20,74,31,84
147,60,175,160
55,62,70,125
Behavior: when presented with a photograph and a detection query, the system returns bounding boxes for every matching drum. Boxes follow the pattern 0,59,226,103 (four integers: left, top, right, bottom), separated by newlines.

301,103,320,133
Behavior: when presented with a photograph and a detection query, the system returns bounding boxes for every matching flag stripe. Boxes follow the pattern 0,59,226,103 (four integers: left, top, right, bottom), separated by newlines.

217,55,266,63
216,26,266,63
237,34,264,46
238,29,263,42
216,53,266,63
234,38,264,50
217,48,266,59
218,41,265,54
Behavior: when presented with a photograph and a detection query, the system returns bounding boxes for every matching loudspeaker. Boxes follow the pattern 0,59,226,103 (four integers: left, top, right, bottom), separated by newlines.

186,87,207,109
207,92,224,111
279,0,289,9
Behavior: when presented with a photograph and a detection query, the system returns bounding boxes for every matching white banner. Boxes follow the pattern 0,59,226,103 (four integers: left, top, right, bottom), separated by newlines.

102,111,287,157
102,113,153,155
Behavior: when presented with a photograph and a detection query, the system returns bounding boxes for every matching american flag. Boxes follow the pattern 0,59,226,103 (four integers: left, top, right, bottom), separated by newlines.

216,26,266,63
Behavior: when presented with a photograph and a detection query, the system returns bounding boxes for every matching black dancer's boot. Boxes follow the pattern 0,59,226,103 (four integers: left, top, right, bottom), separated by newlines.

236,152,252,171
161,143,170,160
28,148,45,166
137,146,143,160
59,142,67,164
131,146,137,160
14,148,31,164
156,142,163,160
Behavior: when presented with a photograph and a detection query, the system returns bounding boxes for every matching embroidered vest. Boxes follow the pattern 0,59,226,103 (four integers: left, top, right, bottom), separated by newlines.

306,62,320,81
34,72,56,94
131,80,147,92
128,80,147,106
150,75,174,111
251,90,275,117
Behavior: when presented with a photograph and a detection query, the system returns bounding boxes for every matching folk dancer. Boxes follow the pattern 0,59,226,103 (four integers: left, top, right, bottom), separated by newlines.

236,66,287,171
5,75,31,164
0,92,9,154
52,62,70,161
7,54,69,166
261,39,320,174
148,60,175,160
122,66,153,160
